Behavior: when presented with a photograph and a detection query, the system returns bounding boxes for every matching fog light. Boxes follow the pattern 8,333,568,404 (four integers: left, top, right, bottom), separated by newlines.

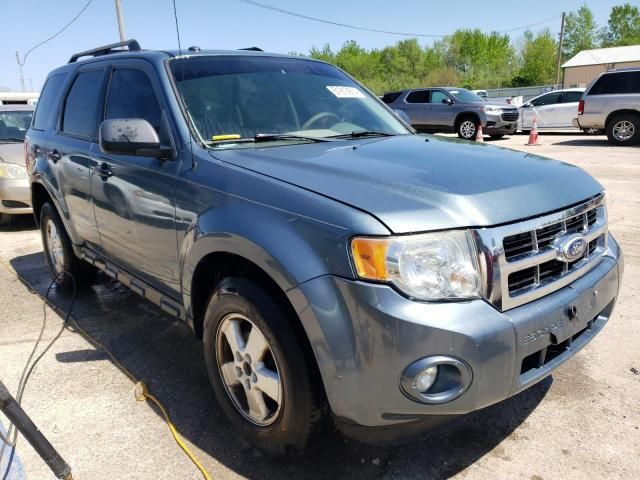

413,366,438,393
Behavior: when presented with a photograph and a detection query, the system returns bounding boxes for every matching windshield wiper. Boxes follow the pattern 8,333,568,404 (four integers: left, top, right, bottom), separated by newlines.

328,130,396,139
207,133,332,146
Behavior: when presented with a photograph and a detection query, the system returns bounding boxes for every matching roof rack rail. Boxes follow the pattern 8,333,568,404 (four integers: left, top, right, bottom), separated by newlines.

68,39,142,63
239,47,263,52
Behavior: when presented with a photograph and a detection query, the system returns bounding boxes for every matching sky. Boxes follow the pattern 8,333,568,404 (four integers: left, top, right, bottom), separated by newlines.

0,0,630,91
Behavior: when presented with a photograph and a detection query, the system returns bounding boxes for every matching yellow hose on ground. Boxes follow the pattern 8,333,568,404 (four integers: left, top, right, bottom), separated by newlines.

0,256,213,480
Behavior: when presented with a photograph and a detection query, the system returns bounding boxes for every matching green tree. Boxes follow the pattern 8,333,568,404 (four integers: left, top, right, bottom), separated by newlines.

562,6,599,61
601,3,640,46
513,29,558,86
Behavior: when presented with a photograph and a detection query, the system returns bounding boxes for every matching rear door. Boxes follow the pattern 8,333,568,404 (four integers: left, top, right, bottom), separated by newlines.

557,90,584,128
91,60,182,295
402,90,429,128
45,66,107,249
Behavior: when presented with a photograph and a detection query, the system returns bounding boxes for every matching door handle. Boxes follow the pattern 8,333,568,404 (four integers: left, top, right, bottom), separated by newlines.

95,162,113,179
48,150,61,163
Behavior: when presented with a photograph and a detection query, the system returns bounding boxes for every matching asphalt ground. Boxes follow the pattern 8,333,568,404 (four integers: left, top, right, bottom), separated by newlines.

0,132,638,479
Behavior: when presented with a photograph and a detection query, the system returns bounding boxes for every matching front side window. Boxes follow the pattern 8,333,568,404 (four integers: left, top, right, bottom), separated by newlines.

105,68,163,134
429,90,451,104
530,92,562,107
169,56,409,146
0,110,33,142
62,70,104,138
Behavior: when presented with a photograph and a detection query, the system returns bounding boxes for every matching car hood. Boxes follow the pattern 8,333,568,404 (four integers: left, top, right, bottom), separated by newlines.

0,142,26,166
210,134,602,233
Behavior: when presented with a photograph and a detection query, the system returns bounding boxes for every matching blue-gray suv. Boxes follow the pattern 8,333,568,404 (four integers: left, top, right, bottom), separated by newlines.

26,40,623,456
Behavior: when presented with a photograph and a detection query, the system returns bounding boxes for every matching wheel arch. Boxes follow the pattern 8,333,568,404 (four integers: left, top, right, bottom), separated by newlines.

605,109,640,129
454,111,481,130
31,181,55,227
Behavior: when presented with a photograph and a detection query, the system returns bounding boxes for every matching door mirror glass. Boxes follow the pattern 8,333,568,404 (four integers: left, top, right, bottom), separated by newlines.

99,118,170,158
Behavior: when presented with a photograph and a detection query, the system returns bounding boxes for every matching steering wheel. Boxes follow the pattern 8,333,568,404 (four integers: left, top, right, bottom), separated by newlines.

302,112,341,130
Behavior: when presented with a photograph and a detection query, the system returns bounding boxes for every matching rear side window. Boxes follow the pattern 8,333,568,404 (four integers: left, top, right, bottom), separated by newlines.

405,90,429,103
381,92,402,104
530,92,562,107
562,91,583,103
62,70,104,138
105,68,163,136
32,73,67,131
589,71,640,95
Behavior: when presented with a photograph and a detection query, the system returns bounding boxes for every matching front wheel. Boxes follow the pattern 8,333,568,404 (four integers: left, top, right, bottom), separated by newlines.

203,278,332,456
606,114,640,145
457,118,479,140
40,202,97,288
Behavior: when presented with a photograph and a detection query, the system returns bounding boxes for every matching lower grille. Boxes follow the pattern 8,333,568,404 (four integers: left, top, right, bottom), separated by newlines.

501,111,519,122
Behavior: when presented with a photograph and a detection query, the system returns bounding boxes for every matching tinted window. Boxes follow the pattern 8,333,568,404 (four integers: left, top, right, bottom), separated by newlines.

105,69,163,134
406,90,429,103
530,92,562,107
381,92,402,104
62,70,104,138
32,73,67,131
562,91,583,103
429,90,450,104
589,71,640,95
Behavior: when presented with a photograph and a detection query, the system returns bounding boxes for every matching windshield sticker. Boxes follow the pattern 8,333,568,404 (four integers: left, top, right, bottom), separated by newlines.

326,86,366,98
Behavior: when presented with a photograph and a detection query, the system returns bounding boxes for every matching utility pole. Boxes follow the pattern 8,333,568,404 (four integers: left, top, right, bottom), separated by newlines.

114,0,126,42
15,51,25,92
555,12,566,89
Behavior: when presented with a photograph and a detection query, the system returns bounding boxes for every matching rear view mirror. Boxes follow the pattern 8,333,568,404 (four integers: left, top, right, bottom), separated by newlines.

99,118,171,159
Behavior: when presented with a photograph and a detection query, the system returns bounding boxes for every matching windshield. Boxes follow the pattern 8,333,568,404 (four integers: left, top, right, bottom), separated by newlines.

169,56,409,146
0,110,32,142
447,88,484,103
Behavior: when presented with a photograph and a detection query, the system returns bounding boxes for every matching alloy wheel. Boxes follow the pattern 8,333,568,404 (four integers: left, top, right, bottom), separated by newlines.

45,218,65,274
215,313,282,426
612,120,634,142
460,120,476,139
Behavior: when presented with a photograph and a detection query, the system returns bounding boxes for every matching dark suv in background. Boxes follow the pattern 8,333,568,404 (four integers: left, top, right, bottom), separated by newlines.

26,40,622,456
382,87,519,140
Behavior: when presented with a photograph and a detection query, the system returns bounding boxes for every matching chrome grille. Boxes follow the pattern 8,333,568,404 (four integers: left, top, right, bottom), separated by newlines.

475,195,608,311
501,110,519,122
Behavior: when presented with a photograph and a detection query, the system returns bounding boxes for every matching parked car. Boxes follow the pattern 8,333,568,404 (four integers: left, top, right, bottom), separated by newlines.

28,40,623,456
573,68,640,145
518,88,585,133
0,105,34,224
382,87,519,140
472,89,488,99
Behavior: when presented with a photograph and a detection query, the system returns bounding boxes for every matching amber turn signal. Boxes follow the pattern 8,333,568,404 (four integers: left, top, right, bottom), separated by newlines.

351,238,390,281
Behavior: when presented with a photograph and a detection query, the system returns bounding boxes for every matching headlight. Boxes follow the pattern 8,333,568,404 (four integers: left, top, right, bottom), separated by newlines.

482,106,503,114
0,163,27,179
351,231,482,300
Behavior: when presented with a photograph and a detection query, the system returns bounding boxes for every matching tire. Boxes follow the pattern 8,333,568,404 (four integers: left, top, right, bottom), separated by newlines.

40,202,97,289
203,277,331,457
489,134,505,140
0,213,14,226
606,114,640,146
457,116,479,140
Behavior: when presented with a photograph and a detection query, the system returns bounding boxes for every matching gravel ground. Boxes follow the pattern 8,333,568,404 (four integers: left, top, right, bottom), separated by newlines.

0,132,638,480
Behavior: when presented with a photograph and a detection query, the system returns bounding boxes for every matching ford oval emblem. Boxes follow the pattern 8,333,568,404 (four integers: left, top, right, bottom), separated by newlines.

555,233,587,262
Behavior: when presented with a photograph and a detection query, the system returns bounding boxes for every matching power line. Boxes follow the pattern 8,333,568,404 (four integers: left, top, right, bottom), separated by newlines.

18,0,95,67
233,0,560,38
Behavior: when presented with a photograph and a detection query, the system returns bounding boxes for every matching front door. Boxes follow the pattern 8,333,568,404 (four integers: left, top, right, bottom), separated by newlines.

427,89,454,129
91,61,182,296
522,91,563,129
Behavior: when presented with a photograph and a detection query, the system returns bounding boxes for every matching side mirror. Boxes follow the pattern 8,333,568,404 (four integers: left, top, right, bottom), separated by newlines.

99,118,172,159
442,98,453,105
522,103,531,108
393,108,411,124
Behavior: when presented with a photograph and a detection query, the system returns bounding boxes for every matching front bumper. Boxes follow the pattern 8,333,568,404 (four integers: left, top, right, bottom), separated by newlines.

288,235,622,442
483,114,517,134
0,177,32,215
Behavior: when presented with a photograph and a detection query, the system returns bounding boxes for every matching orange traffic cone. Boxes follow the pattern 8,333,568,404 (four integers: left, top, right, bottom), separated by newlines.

527,119,539,146
475,123,484,142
